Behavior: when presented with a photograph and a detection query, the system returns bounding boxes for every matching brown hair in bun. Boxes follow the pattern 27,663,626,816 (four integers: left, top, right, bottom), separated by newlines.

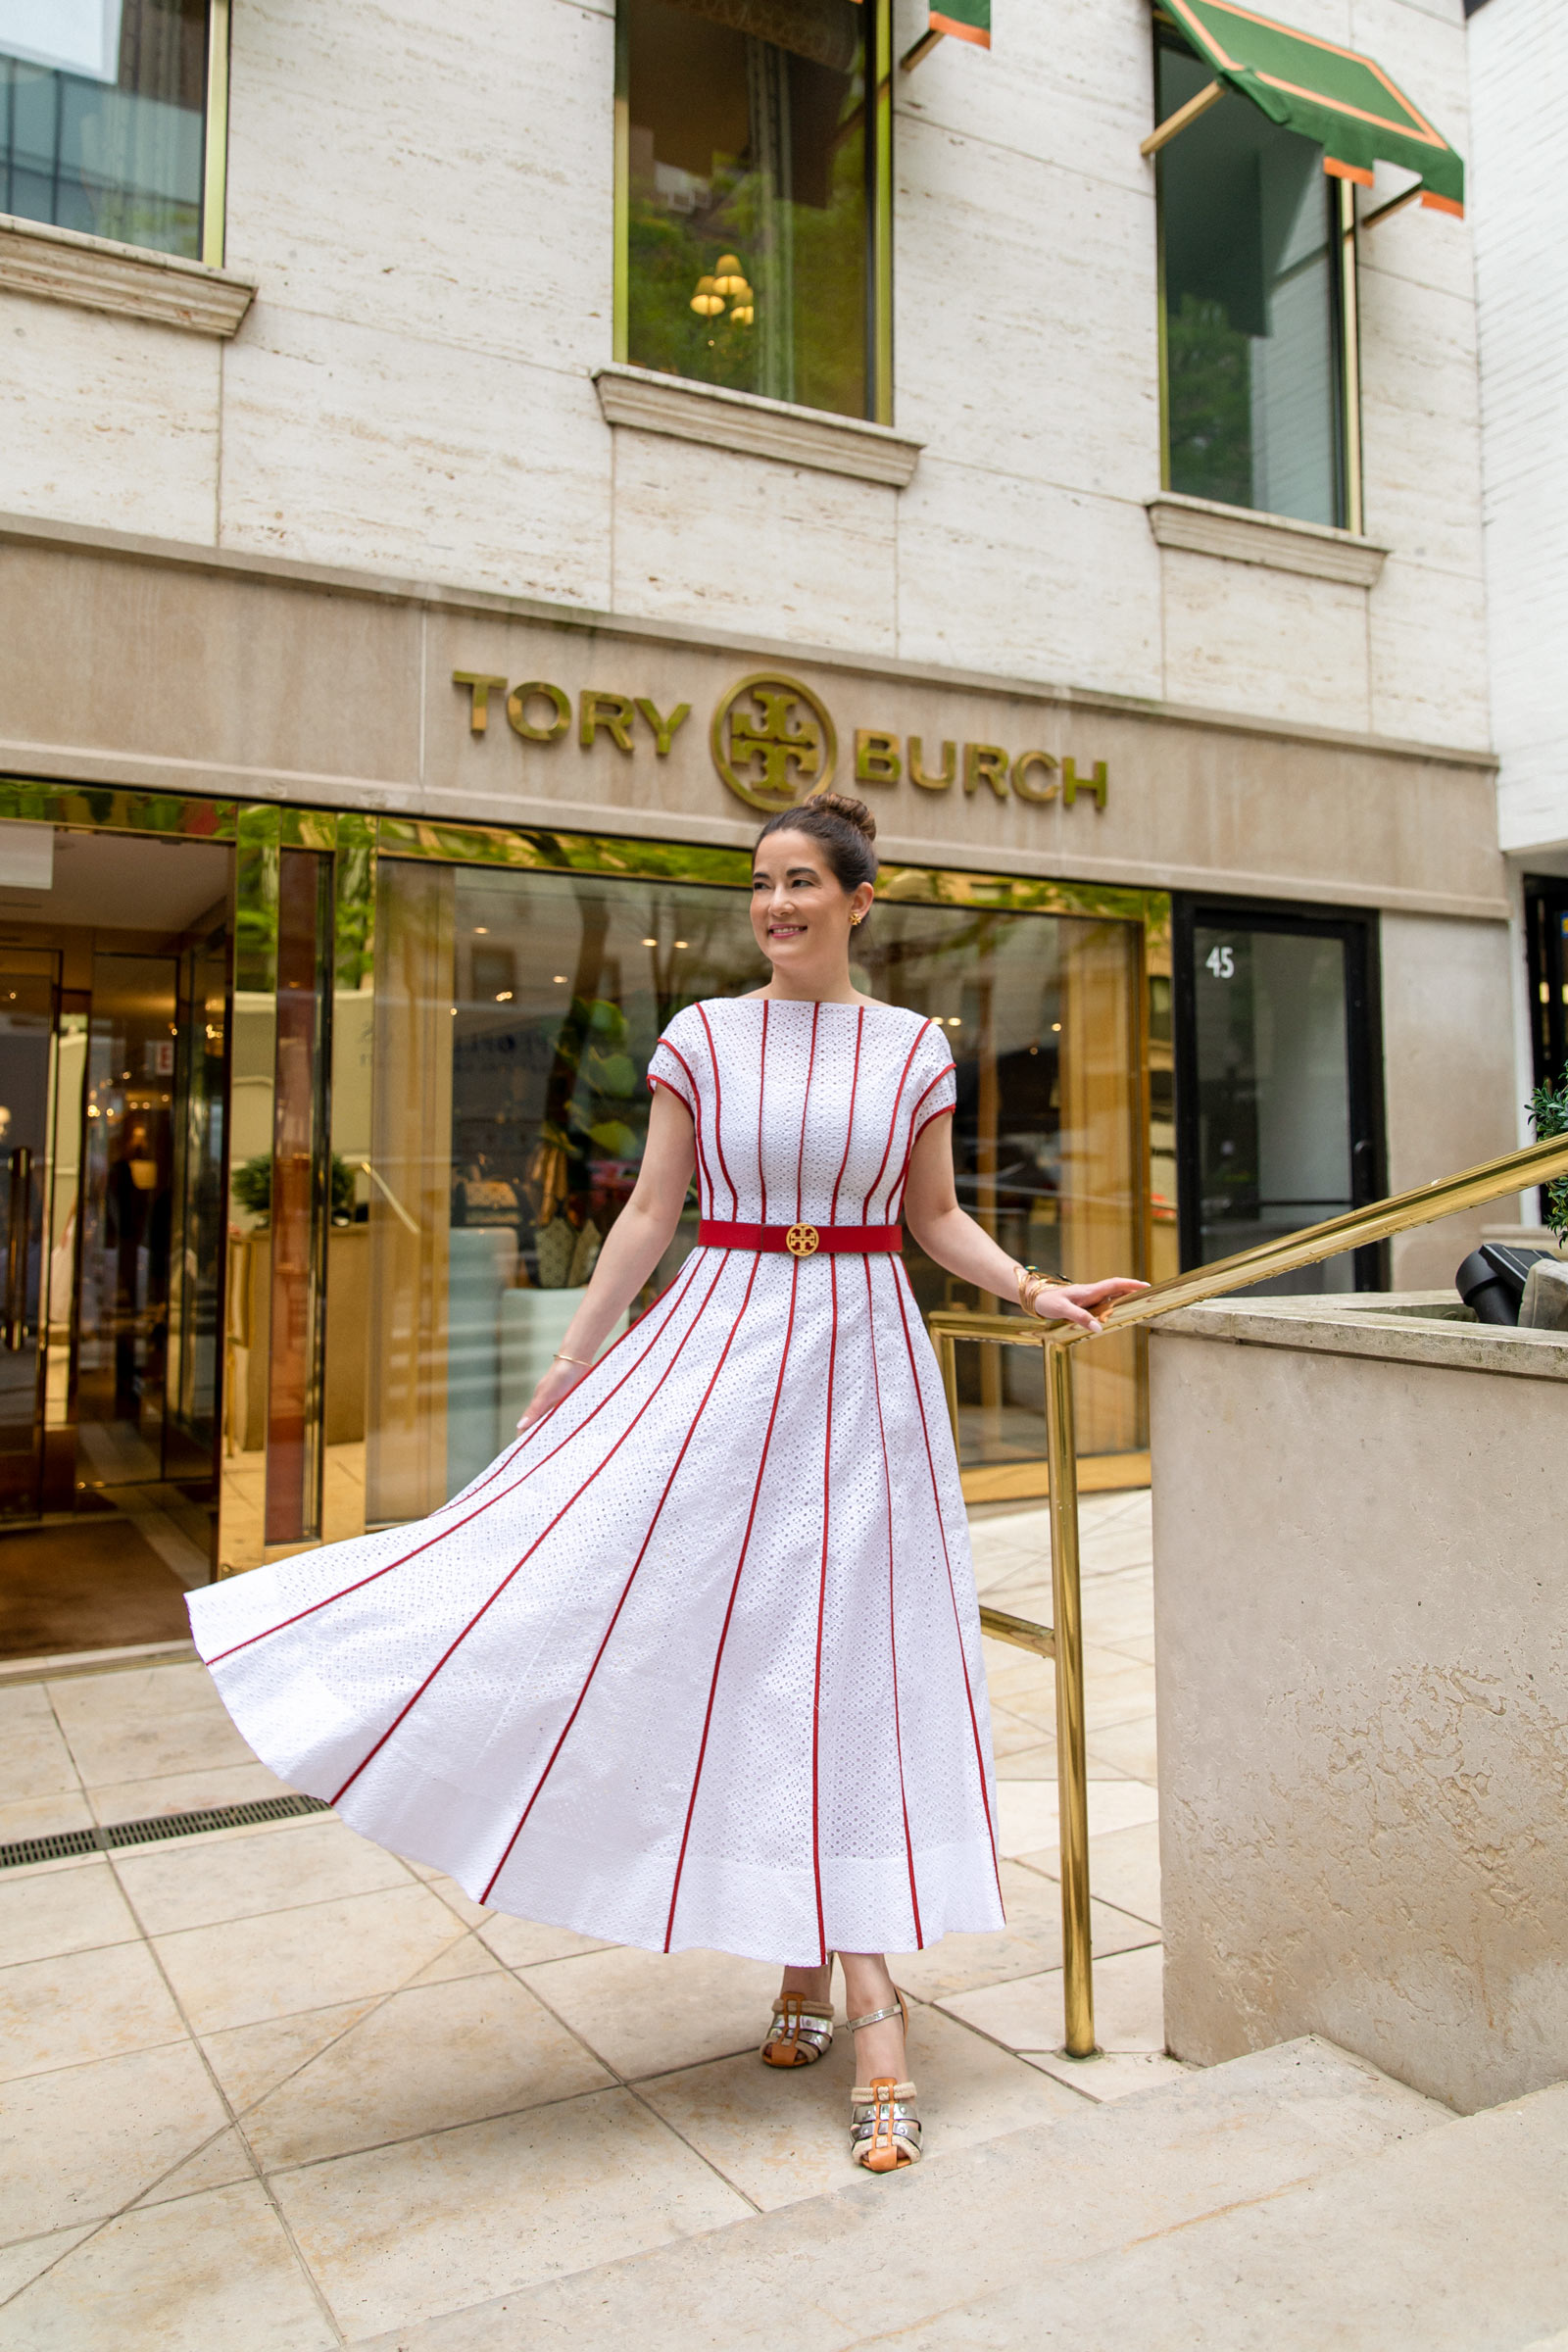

755,792,878,900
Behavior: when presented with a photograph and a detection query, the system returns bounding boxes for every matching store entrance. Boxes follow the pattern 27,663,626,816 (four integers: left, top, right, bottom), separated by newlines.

1173,898,1384,1292
0,828,231,1658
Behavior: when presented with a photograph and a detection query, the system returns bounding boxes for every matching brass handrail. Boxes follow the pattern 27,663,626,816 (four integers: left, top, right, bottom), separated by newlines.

936,1129,1568,2063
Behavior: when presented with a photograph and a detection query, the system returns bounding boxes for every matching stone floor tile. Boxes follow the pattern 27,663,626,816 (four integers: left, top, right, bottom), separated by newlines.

0,1937,186,2082
2,2178,336,2350
271,2085,750,2338
201,1998,379,2112
415,1872,492,1928
995,1778,1159,1860
408,1928,506,1984
51,1704,258,1792
154,1882,470,2035
0,2228,97,2306
939,1943,1166,2058
1100,1633,1157,1665
1017,1819,1162,1928
1085,1716,1158,1781
46,1661,223,1730
886,1865,1159,2003
1020,2046,1196,2102
640,2002,1084,2210
0,1856,137,1967
115,1816,412,1936
994,1740,1061,1780
0,1689,80,1804
132,2124,256,2206
0,2040,231,2240
990,1705,1056,1759
84,1758,294,1825
0,1789,94,1843
241,1972,614,2170
477,1913,616,1969
520,1942,781,2079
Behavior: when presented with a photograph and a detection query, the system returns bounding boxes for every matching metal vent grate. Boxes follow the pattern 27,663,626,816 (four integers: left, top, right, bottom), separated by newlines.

0,1791,331,1873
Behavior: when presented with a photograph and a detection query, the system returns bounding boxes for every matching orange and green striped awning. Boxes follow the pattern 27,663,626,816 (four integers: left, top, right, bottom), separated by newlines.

1161,0,1463,214
927,0,989,44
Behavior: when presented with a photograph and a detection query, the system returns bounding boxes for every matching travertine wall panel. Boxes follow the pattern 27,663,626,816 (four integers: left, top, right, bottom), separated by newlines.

895,462,1160,696
607,431,899,655
1366,556,1489,754
892,0,1152,200
1380,908,1517,1281
219,303,612,607
894,120,1158,502
1157,549,1371,733
224,0,613,376
0,292,220,543
0,542,421,792
1152,1299,1568,2114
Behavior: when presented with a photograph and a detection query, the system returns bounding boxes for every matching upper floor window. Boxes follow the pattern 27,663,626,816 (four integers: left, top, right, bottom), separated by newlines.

0,0,214,261
619,0,890,423
1156,24,1349,530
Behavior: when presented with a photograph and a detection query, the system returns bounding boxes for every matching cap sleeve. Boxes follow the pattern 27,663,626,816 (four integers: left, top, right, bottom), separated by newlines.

647,1005,699,1112
910,1020,957,1140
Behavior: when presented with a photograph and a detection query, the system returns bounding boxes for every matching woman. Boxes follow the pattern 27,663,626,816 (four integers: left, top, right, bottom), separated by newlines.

189,795,1144,2174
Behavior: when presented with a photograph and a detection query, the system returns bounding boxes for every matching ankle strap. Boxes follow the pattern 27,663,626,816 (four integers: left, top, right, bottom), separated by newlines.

846,2003,903,2033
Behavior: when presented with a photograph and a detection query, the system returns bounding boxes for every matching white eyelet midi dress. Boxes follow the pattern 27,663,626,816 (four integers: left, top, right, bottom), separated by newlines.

189,998,1005,1964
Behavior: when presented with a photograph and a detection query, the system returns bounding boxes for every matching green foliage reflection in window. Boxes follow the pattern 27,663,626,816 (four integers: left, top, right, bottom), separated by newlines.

1157,29,1346,528
624,0,871,420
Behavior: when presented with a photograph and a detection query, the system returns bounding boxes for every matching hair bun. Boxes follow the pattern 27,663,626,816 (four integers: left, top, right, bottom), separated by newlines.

809,792,876,843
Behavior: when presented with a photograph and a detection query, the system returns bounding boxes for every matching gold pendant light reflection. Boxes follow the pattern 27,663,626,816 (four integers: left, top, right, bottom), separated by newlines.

691,253,754,326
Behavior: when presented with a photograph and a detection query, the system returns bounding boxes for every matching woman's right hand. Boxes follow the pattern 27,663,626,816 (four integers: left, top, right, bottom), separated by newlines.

516,1357,588,1435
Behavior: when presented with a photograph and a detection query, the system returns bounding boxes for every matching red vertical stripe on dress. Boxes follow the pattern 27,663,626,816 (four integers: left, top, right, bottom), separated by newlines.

478,1251,763,1904
890,1063,957,1217
206,1253,710,1667
828,1004,864,1223
864,1253,923,1948
757,998,770,1223
696,1003,740,1219
859,1022,934,1222
795,1000,820,1222
808,1251,840,1963
659,1043,714,1215
663,1255,802,1950
328,1253,735,1806
888,1261,1004,1904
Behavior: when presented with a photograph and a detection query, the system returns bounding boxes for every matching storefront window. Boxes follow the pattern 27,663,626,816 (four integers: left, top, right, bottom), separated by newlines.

1156,27,1347,527
359,857,1147,1526
0,0,211,259
621,0,877,420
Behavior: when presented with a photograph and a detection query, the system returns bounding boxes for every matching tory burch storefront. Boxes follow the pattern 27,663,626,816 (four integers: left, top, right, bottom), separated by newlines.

0,525,1508,1598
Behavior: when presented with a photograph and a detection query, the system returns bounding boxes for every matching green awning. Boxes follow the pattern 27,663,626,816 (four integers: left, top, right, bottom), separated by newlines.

1160,0,1463,215
928,0,989,45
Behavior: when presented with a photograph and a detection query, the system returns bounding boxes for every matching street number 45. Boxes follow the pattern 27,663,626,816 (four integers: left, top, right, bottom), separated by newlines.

1205,946,1236,979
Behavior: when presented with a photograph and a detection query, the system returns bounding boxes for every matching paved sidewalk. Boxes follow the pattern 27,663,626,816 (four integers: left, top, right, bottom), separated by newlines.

0,1493,1163,2347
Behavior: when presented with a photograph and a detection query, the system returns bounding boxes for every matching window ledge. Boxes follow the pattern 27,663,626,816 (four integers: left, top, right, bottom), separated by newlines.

0,212,256,337
1147,493,1388,587
593,365,922,486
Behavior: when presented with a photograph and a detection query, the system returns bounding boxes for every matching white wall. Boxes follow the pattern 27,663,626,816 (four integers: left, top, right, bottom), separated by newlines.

0,0,1491,754
1469,0,1568,855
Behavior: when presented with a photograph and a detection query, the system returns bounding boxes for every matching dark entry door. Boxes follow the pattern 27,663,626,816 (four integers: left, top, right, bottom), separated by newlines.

0,959,57,1517
1174,901,1383,1291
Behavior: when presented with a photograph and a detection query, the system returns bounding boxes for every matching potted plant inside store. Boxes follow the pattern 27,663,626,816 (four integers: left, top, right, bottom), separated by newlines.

231,1154,359,1227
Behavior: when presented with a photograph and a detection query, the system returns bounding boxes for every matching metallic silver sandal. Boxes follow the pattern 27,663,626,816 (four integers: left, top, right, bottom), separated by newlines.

847,1996,922,2171
760,1965,836,2067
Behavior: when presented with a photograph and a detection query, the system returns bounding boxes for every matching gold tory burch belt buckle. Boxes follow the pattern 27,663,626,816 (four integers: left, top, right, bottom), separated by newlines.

785,1223,820,1256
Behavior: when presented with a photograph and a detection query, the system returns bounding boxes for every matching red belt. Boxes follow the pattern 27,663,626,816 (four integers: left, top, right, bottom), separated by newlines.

697,1220,902,1259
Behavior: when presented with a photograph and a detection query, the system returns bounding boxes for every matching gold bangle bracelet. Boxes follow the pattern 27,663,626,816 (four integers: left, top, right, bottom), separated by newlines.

554,1351,592,1369
1015,1264,1062,1317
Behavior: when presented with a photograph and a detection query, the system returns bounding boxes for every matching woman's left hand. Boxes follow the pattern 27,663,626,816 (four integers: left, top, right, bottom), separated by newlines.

1025,1276,1149,1335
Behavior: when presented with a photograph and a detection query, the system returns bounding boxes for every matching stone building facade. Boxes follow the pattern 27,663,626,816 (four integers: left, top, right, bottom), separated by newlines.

0,0,1517,1592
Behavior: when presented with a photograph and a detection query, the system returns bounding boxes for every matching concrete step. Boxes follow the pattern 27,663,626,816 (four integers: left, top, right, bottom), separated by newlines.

884,2077,1568,2350
355,2036,1447,2351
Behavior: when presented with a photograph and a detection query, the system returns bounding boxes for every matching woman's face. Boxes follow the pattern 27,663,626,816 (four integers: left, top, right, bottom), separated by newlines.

749,830,871,978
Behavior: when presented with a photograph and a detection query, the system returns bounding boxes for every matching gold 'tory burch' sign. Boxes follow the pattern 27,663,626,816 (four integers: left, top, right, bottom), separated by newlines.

452,670,1108,813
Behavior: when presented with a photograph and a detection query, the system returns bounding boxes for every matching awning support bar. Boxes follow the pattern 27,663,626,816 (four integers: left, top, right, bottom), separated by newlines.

1361,183,1423,229
901,26,945,69
1140,77,1222,157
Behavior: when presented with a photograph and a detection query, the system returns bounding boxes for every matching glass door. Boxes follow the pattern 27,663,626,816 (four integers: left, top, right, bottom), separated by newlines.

1173,900,1383,1291
0,956,58,1518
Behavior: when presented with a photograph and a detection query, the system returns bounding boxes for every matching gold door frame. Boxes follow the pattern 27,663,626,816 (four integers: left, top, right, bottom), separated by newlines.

0,782,1169,1544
